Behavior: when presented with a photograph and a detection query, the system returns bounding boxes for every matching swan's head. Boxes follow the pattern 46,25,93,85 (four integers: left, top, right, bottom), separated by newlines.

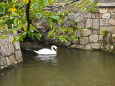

51,45,58,52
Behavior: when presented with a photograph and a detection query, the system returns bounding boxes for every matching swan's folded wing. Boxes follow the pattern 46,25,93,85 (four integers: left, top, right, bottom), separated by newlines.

34,48,57,54
38,49,54,54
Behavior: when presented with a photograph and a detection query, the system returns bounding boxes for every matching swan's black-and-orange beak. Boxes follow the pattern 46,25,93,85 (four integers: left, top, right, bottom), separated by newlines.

56,48,58,52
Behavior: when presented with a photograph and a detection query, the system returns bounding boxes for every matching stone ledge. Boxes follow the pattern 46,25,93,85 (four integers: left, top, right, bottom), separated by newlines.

98,3,115,8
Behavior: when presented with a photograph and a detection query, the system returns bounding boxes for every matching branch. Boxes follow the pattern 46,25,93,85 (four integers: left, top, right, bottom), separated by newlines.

1,14,26,19
26,0,31,30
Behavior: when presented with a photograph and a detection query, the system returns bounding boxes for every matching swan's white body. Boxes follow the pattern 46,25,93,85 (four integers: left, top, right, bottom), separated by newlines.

34,45,58,55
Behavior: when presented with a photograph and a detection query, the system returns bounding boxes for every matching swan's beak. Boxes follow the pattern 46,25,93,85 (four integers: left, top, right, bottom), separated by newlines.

56,48,58,52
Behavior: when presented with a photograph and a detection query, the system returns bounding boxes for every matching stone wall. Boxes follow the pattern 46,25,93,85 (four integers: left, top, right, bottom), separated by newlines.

0,33,23,69
69,3,115,52
34,2,115,52
70,7,115,51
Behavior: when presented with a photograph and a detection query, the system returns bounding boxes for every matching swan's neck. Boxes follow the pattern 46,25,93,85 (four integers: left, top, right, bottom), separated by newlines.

51,46,56,52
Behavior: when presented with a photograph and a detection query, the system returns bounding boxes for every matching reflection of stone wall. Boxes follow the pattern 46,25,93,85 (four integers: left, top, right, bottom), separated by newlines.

0,33,22,69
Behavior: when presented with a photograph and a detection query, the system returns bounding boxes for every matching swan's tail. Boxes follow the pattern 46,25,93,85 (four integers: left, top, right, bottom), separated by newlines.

33,50,38,53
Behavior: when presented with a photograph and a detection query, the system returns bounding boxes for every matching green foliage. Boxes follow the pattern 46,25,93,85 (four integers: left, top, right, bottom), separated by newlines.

5,18,15,27
101,30,109,38
0,7,5,14
48,25,79,42
0,0,97,43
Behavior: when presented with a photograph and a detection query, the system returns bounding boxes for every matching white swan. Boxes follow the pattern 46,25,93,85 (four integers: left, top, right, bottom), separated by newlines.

34,45,58,55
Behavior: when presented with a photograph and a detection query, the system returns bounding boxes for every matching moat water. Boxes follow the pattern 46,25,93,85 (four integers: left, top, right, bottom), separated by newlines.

0,47,115,86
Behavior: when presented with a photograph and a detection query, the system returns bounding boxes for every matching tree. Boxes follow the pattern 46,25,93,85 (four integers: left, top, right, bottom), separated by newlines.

0,0,97,42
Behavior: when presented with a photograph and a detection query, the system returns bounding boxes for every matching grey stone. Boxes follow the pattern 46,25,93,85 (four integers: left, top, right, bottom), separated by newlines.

77,22,85,28
66,21,71,27
112,35,115,43
4,45,10,56
85,44,92,50
111,13,115,18
89,34,98,43
109,19,115,25
8,44,15,55
84,13,92,18
74,13,84,22
0,56,4,65
69,12,76,20
81,29,92,36
0,39,2,46
109,26,115,33
14,41,21,50
64,16,69,22
9,54,15,64
70,44,84,49
96,13,102,19
91,43,101,50
14,61,18,64
99,8,107,13
74,30,81,37
85,19,93,28
0,33,23,68
4,39,9,45
102,13,110,19
100,19,108,26
63,21,71,27
19,50,22,59
0,46,7,56
15,51,18,61
102,44,113,51
0,52,2,58
93,30,99,34
112,34,115,37
0,57,7,65
100,27,108,31
64,42,71,47
17,58,21,63
93,19,99,29
80,37,89,45
108,8,115,13
92,14,96,18
6,57,11,65
15,50,22,61
99,35,103,41
0,39,5,46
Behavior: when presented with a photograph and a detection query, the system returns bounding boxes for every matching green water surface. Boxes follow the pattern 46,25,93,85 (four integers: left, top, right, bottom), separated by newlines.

0,48,115,86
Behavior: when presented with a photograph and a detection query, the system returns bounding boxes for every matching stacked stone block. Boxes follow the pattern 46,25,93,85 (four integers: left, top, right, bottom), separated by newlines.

67,5,115,51
0,34,22,69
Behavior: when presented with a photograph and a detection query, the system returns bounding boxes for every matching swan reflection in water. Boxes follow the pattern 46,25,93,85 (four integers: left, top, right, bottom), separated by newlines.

34,54,58,63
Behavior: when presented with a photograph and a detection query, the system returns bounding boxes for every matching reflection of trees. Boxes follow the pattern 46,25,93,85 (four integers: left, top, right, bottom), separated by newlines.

0,64,23,86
